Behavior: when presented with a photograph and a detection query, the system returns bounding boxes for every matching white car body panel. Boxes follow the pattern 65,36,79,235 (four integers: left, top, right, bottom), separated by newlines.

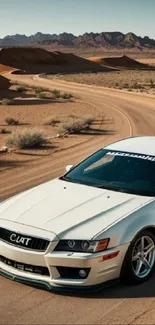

1,136,155,291
0,179,153,241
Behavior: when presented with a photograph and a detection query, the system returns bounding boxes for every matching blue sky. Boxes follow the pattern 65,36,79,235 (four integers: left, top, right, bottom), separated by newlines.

0,0,154,38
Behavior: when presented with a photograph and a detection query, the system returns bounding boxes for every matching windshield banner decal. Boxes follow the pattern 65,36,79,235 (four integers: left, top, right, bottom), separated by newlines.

107,151,155,162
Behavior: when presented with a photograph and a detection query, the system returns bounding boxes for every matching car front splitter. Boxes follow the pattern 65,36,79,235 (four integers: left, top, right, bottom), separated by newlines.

0,268,119,294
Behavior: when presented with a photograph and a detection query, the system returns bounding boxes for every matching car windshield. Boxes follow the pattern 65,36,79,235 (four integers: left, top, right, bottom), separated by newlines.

60,149,155,196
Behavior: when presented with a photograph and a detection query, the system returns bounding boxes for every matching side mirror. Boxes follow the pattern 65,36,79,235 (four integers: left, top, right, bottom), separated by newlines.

66,165,74,172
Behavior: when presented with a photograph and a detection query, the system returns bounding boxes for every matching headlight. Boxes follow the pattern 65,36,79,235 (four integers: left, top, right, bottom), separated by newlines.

54,238,109,253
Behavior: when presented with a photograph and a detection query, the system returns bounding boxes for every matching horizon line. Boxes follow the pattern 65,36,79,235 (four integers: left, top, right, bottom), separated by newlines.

0,31,154,40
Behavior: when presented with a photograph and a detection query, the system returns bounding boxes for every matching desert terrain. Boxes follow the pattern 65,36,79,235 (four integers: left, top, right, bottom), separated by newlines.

1,47,155,324
45,55,155,95
47,70,155,95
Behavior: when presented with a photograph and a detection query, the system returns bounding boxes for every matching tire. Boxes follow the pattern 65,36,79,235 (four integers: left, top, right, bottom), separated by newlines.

120,230,155,285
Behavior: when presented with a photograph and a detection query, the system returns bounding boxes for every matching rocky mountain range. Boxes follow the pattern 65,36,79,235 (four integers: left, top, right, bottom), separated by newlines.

0,32,155,49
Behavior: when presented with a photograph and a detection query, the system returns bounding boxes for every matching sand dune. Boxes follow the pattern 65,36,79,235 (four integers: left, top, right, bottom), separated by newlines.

88,55,153,69
0,48,114,74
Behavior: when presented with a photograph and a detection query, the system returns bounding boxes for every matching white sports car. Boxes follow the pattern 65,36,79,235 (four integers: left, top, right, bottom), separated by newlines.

1,136,155,292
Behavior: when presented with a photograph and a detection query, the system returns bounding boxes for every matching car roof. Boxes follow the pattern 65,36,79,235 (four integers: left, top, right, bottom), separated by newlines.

104,136,155,156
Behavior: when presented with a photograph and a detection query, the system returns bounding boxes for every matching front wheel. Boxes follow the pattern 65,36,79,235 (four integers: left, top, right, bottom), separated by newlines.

120,230,155,285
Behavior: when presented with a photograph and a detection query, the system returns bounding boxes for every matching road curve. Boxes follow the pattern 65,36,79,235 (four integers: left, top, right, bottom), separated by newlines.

1,73,155,324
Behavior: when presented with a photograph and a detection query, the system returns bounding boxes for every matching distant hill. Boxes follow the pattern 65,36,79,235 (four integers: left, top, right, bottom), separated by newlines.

0,48,115,74
88,55,151,69
0,32,155,49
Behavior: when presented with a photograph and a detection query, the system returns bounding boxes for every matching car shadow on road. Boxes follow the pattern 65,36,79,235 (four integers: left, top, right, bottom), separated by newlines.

94,277,155,299
53,274,155,299
21,274,155,299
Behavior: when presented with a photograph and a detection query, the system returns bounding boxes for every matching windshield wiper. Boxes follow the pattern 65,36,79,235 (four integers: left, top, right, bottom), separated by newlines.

60,177,125,191
60,176,71,182
60,176,87,185
96,184,155,196
60,176,77,183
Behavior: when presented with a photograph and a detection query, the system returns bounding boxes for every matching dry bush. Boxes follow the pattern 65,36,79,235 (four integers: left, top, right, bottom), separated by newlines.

36,92,48,99
5,117,19,125
0,128,11,134
35,88,73,100
84,117,95,125
131,82,144,89
35,87,49,94
51,89,61,98
7,129,47,149
60,120,84,134
36,91,57,99
61,92,73,99
1,98,12,105
61,117,95,134
42,117,60,126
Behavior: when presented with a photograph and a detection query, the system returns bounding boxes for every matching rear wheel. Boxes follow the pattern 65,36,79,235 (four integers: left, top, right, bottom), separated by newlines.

121,230,155,284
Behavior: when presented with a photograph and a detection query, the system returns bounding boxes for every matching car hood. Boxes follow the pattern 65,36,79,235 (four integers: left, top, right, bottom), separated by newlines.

0,179,153,239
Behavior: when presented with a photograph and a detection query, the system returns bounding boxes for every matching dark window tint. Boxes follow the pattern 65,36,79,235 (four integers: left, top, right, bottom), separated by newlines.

60,149,155,196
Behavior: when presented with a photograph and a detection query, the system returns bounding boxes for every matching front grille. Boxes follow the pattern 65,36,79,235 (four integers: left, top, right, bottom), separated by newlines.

0,255,50,276
0,228,49,251
57,266,90,279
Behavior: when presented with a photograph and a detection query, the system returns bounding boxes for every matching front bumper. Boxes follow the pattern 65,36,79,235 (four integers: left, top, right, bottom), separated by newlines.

0,237,130,291
0,268,119,293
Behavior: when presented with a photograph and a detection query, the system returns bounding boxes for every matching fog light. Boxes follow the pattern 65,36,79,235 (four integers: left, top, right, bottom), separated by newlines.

79,269,87,278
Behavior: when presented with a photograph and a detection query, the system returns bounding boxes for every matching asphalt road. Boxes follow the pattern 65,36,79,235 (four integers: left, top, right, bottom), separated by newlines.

1,74,155,324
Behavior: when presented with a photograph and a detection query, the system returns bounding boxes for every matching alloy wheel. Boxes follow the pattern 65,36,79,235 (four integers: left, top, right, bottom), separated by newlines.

132,235,155,279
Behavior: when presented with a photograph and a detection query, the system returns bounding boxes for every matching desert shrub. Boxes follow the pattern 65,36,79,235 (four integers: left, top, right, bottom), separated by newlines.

84,117,95,126
62,92,73,99
122,83,129,89
0,128,11,134
36,92,47,99
7,129,47,149
42,118,60,126
60,116,95,134
132,82,144,89
51,89,61,98
36,91,56,99
61,120,86,134
5,117,19,125
35,87,48,94
35,87,41,94
1,98,12,105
